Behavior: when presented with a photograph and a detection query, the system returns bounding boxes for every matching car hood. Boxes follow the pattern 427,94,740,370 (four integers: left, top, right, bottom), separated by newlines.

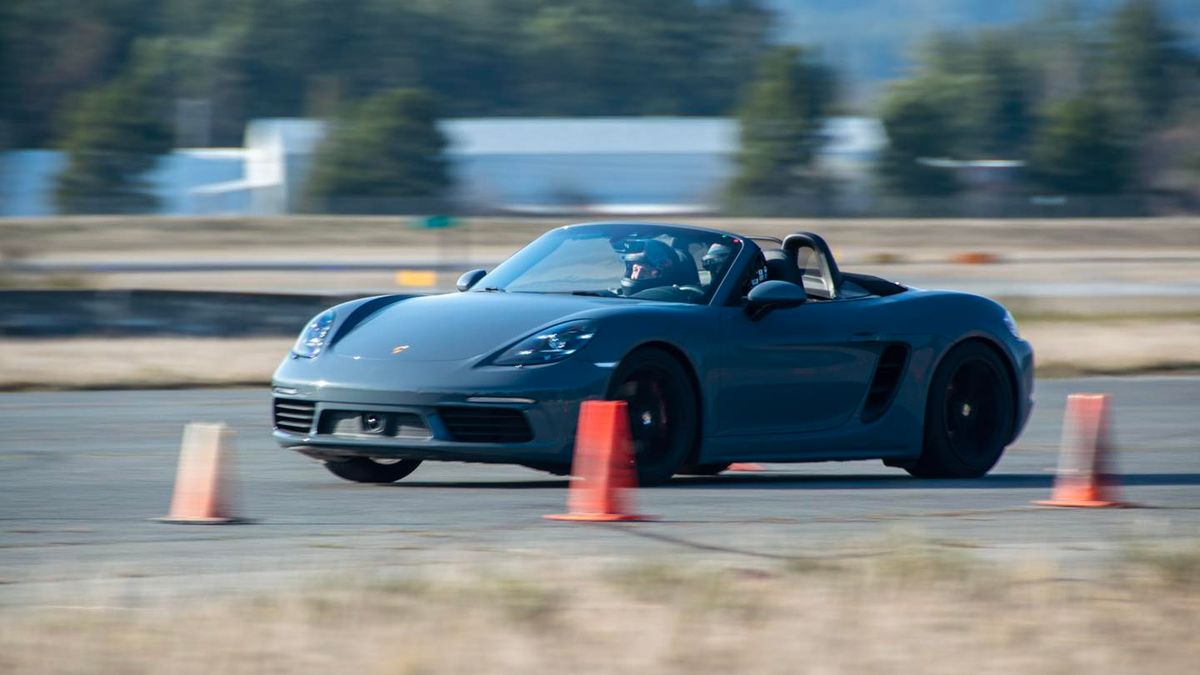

330,292,619,362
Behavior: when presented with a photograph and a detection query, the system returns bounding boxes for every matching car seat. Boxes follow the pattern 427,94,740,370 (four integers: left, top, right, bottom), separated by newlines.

763,249,803,285
672,248,701,286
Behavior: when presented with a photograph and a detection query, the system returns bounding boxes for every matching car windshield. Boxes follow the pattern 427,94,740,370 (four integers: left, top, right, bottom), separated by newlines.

473,224,743,305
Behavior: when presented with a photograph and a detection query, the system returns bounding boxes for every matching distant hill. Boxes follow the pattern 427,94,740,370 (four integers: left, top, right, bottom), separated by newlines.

766,0,1200,102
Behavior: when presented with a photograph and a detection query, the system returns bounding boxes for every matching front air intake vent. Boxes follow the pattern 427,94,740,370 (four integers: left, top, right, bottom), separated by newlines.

273,398,316,434
438,406,533,443
861,344,909,424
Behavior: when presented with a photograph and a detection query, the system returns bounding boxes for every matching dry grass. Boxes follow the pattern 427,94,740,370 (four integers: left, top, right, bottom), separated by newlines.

1021,319,1200,375
2,545,1198,675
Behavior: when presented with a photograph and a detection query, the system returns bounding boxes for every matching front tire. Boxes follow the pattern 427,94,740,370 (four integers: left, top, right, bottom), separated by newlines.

607,347,699,486
324,457,422,483
907,341,1015,478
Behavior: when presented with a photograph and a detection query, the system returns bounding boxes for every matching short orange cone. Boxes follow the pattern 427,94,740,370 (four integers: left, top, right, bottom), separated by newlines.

727,463,766,472
950,251,999,265
1034,394,1123,508
156,422,244,524
545,401,651,522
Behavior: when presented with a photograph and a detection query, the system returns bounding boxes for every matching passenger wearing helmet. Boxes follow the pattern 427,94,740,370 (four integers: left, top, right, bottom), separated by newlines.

702,242,734,282
620,239,680,297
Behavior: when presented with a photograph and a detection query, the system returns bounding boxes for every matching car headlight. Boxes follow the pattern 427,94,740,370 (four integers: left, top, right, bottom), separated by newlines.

1002,309,1020,338
492,320,597,366
292,310,336,358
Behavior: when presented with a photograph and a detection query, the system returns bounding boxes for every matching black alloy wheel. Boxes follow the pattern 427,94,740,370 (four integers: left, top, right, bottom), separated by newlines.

323,457,423,483
907,341,1015,478
607,347,698,486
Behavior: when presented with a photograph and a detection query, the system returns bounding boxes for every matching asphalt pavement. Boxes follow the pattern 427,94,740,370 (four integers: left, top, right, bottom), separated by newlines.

1,376,1198,606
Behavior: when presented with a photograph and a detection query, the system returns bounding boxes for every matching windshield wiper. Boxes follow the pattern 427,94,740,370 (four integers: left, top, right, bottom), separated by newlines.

570,290,623,298
479,287,506,293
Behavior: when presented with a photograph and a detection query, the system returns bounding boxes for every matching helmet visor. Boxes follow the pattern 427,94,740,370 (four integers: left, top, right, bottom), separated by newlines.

627,262,661,280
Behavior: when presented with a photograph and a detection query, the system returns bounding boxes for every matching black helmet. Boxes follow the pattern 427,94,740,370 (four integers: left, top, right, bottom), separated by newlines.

620,239,677,296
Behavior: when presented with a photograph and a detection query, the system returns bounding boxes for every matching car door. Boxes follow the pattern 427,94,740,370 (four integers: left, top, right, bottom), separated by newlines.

712,298,882,440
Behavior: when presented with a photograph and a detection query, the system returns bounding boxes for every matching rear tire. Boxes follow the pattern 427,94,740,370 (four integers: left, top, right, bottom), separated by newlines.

607,347,699,486
907,341,1014,478
324,457,422,483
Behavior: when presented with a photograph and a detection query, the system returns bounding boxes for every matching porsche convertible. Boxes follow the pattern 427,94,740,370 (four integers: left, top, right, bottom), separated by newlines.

272,222,1034,485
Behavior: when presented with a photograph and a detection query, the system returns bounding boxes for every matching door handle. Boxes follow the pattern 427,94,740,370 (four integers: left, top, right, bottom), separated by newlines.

850,332,879,342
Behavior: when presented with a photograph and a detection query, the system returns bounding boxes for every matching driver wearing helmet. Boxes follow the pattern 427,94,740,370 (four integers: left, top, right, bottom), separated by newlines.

620,239,679,297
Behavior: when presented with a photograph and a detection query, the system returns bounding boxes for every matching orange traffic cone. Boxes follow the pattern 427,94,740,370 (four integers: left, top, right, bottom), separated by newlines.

1034,394,1123,508
156,422,244,524
727,463,766,472
950,251,999,265
545,401,651,522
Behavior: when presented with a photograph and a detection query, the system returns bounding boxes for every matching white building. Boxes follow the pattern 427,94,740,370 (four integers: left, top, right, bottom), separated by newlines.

0,116,884,217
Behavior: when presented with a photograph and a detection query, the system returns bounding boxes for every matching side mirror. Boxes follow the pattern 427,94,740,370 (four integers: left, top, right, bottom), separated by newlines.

745,280,807,320
456,268,487,292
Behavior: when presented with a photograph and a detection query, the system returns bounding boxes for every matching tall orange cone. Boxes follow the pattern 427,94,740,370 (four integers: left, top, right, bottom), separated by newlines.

545,401,651,522
156,422,244,524
1034,393,1123,508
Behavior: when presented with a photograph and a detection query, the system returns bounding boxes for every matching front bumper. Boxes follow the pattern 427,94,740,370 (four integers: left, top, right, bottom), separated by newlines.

270,353,613,464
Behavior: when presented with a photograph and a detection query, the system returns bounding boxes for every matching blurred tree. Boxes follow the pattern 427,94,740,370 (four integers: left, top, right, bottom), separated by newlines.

1026,1,1102,103
877,82,962,196
1029,96,1131,194
969,34,1037,156
908,32,1036,157
726,46,837,213
305,89,451,213
0,2,12,150
4,0,166,148
1105,0,1183,136
516,0,770,116
1,0,776,149
53,41,172,214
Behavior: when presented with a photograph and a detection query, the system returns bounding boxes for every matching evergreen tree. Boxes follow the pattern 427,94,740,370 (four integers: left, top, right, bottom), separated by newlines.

726,46,836,213
877,82,962,196
908,32,1036,157
969,33,1036,157
1029,96,1132,194
1106,0,1181,135
0,2,12,150
305,88,450,213
53,42,172,214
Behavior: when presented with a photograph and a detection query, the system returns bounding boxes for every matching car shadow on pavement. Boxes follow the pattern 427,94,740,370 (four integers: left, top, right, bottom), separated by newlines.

385,479,571,489
378,473,1200,490
667,472,1200,490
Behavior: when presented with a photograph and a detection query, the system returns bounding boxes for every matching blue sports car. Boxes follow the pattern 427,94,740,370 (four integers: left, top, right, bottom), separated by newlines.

272,222,1034,485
